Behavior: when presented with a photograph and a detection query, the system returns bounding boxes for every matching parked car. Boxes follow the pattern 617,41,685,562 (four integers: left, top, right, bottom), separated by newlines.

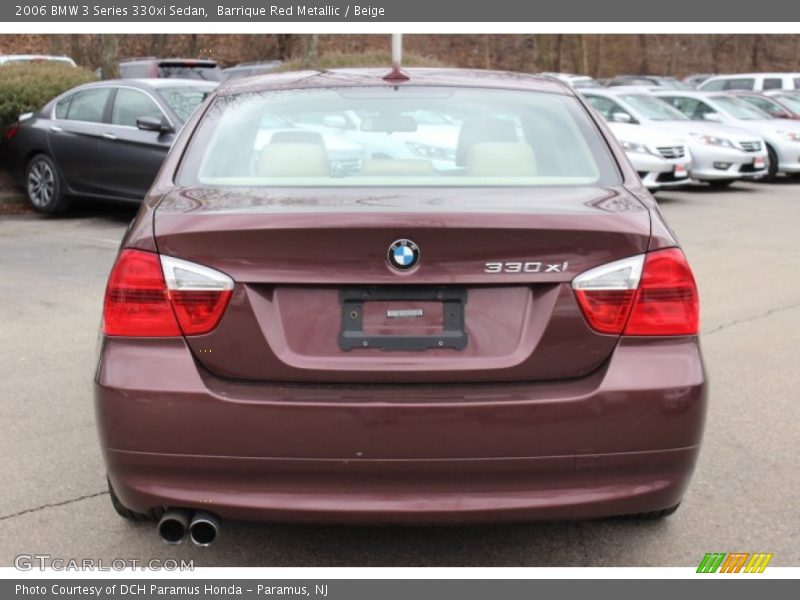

292,108,461,172
5,79,217,213
699,73,800,92
582,88,768,186
604,121,691,190
96,69,705,542
654,90,800,179
607,75,689,89
762,90,800,118
727,91,800,120
222,60,283,80
116,57,224,81
683,74,715,89
539,72,603,89
0,54,76,67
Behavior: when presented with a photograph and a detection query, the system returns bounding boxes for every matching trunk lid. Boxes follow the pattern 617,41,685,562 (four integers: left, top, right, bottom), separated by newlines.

154,186,650,384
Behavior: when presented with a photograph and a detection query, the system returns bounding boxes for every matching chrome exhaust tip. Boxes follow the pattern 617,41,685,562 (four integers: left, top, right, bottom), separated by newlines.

188,511,219,547
157,509,191,544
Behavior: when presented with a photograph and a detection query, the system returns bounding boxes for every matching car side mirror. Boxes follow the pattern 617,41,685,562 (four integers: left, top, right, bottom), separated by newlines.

610,112,635,124
703,112,723,123
774,110,792,119
136,116,173,133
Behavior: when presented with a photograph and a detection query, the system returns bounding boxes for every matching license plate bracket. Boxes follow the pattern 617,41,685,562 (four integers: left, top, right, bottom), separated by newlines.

338,286,468,351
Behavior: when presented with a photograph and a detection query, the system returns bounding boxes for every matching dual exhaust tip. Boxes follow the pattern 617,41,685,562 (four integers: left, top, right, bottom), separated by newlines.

158,509,219,546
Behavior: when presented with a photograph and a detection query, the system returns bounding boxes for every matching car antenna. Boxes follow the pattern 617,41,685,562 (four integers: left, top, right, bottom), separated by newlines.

383,33,410,83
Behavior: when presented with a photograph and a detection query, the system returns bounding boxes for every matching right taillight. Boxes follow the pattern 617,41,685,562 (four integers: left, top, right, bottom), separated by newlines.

572,248,699,336
103,249,233,337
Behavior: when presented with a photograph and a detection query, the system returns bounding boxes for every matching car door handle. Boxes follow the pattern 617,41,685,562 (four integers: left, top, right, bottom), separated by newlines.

49,125,63,133
102,133,118,141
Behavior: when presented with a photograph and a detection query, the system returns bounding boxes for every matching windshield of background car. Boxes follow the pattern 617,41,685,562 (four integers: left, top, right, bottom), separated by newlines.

712,95,772,119
772,93,800,113
571,78,603,89
177,86,621,187
618,94,688,120
157,85,215,122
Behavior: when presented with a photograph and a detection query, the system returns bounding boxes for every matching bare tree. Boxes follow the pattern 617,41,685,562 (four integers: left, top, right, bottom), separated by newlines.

99,35,119,78
638,34,650,73
554,35,563,72
301,34,319,68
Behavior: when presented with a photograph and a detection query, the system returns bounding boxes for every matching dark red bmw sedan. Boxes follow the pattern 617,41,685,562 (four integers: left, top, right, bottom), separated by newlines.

95,68,706,545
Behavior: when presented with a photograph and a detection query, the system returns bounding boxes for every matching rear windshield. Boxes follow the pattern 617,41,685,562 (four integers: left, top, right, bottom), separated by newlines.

177,86,620,188
158,65,224,82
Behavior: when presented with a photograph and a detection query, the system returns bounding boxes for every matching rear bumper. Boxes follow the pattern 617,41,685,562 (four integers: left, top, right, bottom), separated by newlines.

95,337,707,524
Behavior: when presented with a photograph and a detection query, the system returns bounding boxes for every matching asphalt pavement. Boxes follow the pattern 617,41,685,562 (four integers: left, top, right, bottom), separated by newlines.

1,183,798,567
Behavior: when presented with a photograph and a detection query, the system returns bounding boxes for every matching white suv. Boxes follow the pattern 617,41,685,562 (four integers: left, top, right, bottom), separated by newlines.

699,73,800,92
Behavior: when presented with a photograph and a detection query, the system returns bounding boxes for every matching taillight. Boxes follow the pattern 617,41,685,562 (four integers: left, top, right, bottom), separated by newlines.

625,248,699,335
103,250,233,337
572,248,699,336
160,255,234,335
6,123,19,140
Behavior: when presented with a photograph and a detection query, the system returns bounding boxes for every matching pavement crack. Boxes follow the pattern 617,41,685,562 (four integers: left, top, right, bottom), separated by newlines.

703,301,800,336
0,491,108,522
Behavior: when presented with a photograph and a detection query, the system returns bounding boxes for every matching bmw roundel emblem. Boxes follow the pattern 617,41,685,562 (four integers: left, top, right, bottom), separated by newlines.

388,239,420,270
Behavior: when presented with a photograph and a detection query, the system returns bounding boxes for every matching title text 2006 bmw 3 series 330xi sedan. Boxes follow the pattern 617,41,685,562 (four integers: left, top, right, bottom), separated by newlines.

94,68,706,543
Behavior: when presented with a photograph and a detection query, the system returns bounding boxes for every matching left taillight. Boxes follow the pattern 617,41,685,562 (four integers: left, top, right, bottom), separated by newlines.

6,123,19,140
572,248,699,336
103,249,233,337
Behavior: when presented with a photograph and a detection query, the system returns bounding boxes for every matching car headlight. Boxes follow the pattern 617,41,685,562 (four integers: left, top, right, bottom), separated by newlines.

777,130,800,142
690,133,735,148
406,142,456,161
619,140,655,155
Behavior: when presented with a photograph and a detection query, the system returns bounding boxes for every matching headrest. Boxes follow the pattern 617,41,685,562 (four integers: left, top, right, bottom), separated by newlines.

270,130,325,146
456,117,519,166
256,143,329,177
465,142,537,177
360,159,435,176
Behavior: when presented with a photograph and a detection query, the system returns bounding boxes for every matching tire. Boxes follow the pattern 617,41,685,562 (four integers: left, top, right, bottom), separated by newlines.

108,478,161,522
764,144,779,181
25,153,70,214
707,179,735,188
619,503,680,521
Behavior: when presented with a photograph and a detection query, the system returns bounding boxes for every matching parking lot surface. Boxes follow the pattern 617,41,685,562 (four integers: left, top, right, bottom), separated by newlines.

1,182,798,567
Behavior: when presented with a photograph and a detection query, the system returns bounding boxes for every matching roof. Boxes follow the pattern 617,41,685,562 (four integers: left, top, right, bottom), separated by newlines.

705,72,800,78
75,78,218,90
216,68,574,96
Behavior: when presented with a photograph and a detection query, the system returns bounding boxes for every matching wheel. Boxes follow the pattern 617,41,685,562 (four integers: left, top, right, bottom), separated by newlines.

619,503,680,520
25,153,70,214
764,144,779,181
707,179,735,188
108,478,161,522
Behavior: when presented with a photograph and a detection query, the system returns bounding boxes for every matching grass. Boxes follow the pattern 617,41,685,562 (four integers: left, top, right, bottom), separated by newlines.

278,51,448,71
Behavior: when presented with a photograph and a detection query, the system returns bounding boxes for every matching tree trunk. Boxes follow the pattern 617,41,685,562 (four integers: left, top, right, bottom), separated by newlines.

301,34,319,68
638,34,650,73
100,35,119,79
554,35,563,72
69,34,83,66
751,35,763,70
